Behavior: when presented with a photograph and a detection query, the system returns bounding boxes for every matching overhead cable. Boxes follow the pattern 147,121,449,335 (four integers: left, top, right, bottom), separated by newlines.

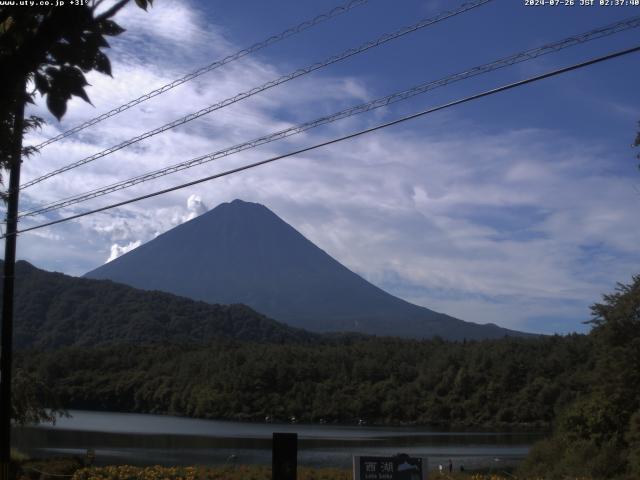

18,15,640,219
9,44,640,239
20,0,493,190
31,0,372,150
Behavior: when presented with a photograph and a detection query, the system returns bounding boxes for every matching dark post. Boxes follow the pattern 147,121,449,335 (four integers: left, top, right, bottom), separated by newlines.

272,432,297,480
0,76,26,480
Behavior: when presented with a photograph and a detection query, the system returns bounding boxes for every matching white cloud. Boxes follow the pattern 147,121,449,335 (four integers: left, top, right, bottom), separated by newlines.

184,194,209,221
106,240,142,263
21,118,639,334
8,2,640,336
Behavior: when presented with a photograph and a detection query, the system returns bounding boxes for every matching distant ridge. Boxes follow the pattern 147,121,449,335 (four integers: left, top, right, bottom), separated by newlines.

1,259,315,349
85,199,532,340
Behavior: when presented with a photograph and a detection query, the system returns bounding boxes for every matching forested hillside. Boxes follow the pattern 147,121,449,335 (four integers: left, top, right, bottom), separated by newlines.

16,276,638,480
17,334,591,427
520,275,640,479
1,260,316,348
6,258,639,478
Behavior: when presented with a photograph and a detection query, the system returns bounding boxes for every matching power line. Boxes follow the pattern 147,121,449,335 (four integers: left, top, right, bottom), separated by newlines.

30,0,371,150
18,15,640,219
20,0,493,190
9,44,640,239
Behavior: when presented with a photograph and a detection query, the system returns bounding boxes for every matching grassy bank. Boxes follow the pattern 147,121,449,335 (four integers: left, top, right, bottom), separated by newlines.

13,460,594,480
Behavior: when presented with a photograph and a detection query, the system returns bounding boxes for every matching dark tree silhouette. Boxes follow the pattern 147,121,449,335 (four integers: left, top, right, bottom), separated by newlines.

522,275,640,479
0,0,153,191
0,2,153,474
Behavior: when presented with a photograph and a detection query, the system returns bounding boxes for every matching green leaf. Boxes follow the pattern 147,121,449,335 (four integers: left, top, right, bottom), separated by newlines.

46,93,67,121
100,19,125,36
75,87,91,104
89,32,110,49
61,65,89,87
34,73,49,94
93,51,112,76
50,67,92,105
134,0,154,10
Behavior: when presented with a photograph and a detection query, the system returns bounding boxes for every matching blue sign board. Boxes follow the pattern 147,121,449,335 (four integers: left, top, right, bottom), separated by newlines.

353,454,426,480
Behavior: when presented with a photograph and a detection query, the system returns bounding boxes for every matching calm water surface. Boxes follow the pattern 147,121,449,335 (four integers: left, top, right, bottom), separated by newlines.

14,410,545,471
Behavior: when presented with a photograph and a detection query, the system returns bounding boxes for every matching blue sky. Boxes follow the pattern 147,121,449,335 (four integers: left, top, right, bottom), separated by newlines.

7,0,640,334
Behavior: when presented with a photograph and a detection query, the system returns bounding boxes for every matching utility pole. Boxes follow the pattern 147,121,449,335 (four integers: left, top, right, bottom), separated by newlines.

0,76,26,480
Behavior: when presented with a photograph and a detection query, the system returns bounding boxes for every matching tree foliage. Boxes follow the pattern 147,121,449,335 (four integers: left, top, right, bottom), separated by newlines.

11,367,66,426
1,260,316,349
4,260,593,428
521,275,640,479
16,333,593,429
0,0,153,422
0,260,604,430
11,264,640,477
0,0,153,192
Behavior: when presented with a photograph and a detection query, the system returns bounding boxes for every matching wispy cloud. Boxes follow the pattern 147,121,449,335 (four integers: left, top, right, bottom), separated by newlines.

12,0,640,335
106,240,141,263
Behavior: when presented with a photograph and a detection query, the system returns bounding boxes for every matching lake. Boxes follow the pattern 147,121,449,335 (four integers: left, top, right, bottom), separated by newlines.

13,410,544,472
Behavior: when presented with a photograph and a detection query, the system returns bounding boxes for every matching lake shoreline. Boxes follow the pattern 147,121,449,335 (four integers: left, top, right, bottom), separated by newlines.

40,408,551,433
14,410,543,470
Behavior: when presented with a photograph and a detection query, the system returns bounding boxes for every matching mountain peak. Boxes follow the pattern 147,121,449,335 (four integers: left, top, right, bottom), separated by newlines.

85,200,531,340
230,198,255,206
224,198,261,208
194,198,273,223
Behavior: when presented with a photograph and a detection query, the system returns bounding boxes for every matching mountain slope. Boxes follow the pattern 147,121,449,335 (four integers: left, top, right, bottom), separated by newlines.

85,199,530,340
1,260,316,349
